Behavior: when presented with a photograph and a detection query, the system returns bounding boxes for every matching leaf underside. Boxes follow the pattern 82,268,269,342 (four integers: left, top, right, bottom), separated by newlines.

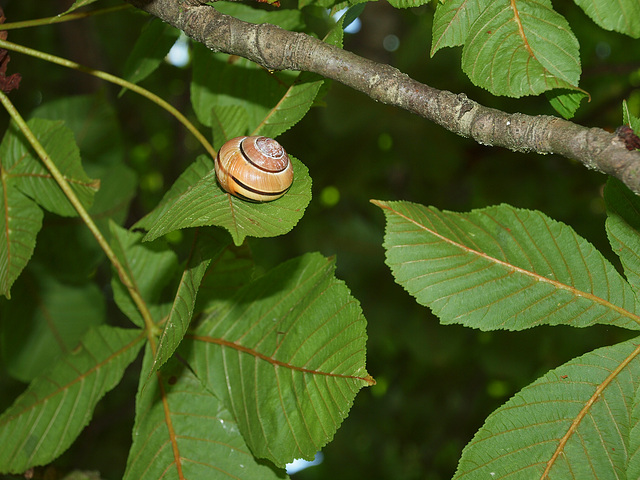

454,337,640,479
374,200,640,331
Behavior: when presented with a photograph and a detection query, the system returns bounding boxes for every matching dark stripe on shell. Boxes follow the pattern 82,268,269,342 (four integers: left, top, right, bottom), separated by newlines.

231,175,291,200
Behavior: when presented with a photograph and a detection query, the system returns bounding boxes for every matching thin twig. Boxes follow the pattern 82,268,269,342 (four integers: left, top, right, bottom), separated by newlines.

0,38,217,162
0,90,159,349
0,4,132,31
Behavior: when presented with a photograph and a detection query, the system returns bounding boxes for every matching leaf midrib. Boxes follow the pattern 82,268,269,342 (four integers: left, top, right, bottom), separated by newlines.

374,201,640,327
189,335,372,383
0,330,145,426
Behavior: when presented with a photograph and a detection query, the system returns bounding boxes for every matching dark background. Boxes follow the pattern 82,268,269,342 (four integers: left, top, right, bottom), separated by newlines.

1,1,639,478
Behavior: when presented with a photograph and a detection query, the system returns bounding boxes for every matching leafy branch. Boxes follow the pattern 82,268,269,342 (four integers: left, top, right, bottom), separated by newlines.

2,1,640,478
127,0,640,193
0,38,217,162
0,90,158,346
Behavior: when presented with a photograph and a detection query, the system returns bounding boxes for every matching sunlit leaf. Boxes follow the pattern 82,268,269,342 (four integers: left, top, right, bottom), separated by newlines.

454,337,640,479
463,2,580,96
188,252,373,466
125,350,285,479
432,1,581,97
605,177,640,291
387,0,430,9
431,0,483,56
574,0,640,38
142,155,311,246
0,326,144,473
373,200,640,331
545,88,589,119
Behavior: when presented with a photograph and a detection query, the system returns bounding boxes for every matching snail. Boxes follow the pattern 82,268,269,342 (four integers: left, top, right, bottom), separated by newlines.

214,136,294,202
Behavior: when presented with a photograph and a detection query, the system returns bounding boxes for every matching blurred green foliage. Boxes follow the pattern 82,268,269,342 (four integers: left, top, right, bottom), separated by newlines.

1,1,639,478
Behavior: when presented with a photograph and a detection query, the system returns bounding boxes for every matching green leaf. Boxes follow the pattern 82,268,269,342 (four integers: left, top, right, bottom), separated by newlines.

574,0,640,38
124,350,285,479
191,47,286,131
0,185,43,298
622,99,640,134
109,222,179,327
31,94,136,231
387,0,431,8
142,155,311,246
373,200,640,331
251,69,326,140
30,217,103,283
134,156,214,232
30,94,124,170
203,5,343,143
1,264,105,383
433,1,581,97
463,1,580,97
545,88,589,119
605,177,640,291
195,240,255,316
209,2,305,29
0,326,144,473
454,337,640,479
147,229,224,378
1,119,99,217
431,0,483,56
120,19,181,93
192,44,321,140
58,0,100,15
87,162,137,229
188,252,373,466
211,105,250,150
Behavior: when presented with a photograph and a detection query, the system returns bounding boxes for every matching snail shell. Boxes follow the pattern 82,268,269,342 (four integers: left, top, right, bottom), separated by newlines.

214,136,294,202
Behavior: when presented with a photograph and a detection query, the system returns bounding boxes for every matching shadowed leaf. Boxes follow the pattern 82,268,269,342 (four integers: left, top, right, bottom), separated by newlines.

0,326,144,473
188,252,373,466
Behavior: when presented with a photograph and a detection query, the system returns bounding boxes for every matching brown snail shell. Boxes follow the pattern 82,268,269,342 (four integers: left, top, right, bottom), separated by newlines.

214,136,294,202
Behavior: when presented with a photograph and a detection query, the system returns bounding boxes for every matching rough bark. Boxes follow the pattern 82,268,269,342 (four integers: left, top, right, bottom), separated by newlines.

128,0,640,194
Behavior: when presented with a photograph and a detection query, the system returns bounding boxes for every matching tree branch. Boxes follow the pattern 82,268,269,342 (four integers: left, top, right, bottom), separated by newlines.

128,0,640,194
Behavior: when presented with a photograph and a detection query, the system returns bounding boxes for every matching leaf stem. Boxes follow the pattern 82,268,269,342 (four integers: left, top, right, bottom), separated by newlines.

0,90,158,352
0,38,217,161
0,4,133,31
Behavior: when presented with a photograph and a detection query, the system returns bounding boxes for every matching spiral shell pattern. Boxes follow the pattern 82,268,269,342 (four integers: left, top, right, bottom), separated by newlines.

214,136,294,202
